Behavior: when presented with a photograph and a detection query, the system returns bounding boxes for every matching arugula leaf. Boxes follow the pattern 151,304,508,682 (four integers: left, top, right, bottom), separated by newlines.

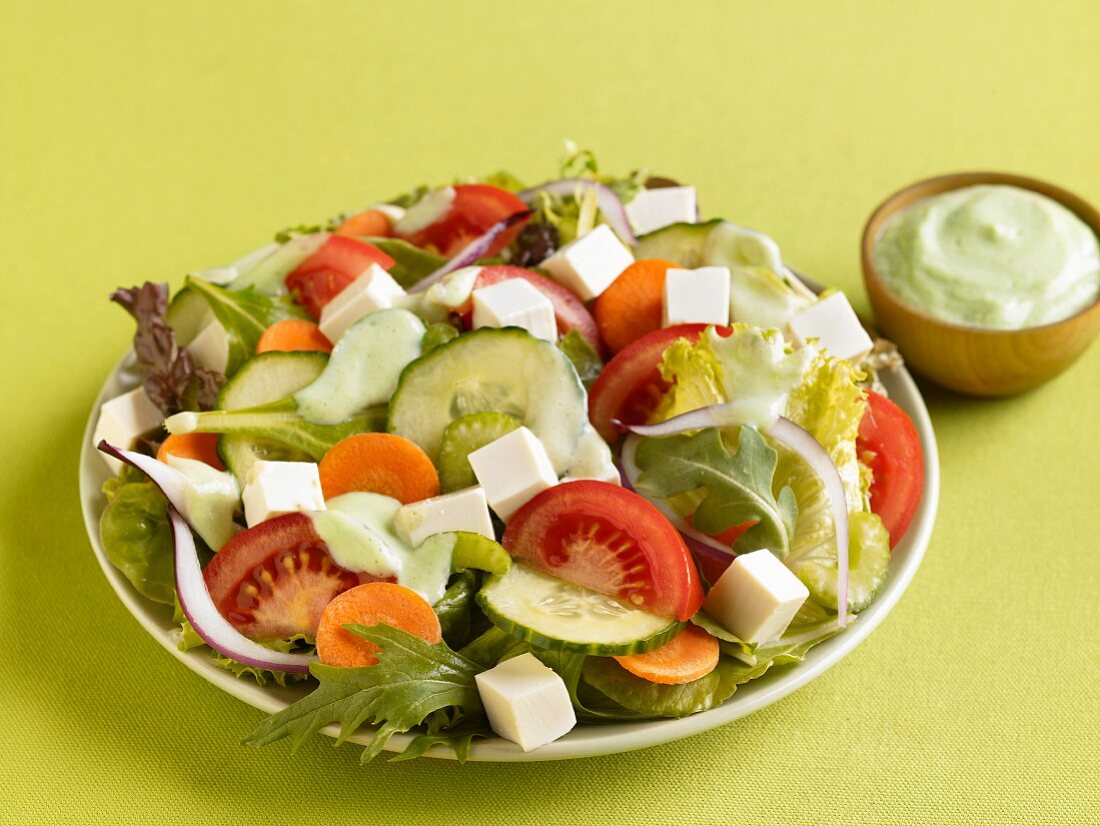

273,223,327,243
99,476,174,604
110,282,224,413
557,329,603,389
243,625,484,763
634,426,797,556
184,276,306,376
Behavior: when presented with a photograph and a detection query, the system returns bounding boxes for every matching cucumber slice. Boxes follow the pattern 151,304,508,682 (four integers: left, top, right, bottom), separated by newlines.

215,352,328,484
166,287,213,347
388,328,587,474
437,412,521,492
477,564,681,655
633,219,786,273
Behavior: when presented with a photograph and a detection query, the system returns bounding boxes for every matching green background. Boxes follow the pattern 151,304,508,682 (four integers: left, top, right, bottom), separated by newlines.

2,2,1097,823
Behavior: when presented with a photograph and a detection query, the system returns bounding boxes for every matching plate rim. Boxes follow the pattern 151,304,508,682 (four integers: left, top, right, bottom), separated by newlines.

79,353,939,762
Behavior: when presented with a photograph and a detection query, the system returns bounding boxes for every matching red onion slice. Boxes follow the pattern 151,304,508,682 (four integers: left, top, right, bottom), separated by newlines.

614,399,765,439
517,179,637,246
100,440,193,515
767,417,849,627
408,210,532,293
169,508,313,673
619,412,850,627
98,441,237,551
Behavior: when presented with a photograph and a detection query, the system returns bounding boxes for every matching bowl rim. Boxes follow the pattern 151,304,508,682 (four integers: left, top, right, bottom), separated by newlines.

860,170,1100,336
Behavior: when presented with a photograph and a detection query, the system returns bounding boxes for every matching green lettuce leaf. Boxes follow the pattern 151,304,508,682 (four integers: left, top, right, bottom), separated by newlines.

365,238,448,288
99,475,174,604
243,624,484,763
729,265,815,329
581,656,770,718
557,329,603,389
432,570,482,649
168,399,387,461
184,276,306,376
634,426,797,556
655,325,810,425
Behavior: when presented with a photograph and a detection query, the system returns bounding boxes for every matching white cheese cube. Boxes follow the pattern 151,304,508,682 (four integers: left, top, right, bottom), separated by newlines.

241,460,325,527
467,427,558,521
186,320,230,374
394,186,456,235
663,266,731,327
625,186,697,235
92,386,164,473
370,203,406,224
472,279,557,342
788,292,874,361
540,223,634,301
703,549,809,644
475,653,576,752
318,264,406,344
394,486,495,548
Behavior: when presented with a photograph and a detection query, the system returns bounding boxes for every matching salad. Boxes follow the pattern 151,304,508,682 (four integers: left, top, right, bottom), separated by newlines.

91,148,925,760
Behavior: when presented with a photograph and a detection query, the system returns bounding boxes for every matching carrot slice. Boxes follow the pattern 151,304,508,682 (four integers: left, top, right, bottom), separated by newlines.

613,624,719,685
593,259,679,354
335,208,394,239
256,319,334,354
316,582,442,667
318,433,440,503
156,433,225,471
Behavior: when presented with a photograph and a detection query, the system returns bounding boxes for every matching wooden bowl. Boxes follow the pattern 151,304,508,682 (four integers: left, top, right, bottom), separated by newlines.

861,172,1100,396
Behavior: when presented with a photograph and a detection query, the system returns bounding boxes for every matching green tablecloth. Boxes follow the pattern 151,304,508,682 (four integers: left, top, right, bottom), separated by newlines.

2,2,1097,823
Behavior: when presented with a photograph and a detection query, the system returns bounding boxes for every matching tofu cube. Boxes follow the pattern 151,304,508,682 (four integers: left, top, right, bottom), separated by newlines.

540,223,634,301
92,386,165,473
186,319,230,374
394,486,495,548
318,264,406,344
663,266,731,327
394,186,456,235
472,279,557,342
703,549,809,644
475,653,576,752
625,186,697,235
467,427,558,520
241,460,325,527
788,292,874,361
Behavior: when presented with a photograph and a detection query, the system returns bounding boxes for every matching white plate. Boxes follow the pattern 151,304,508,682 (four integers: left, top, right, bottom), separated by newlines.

79,354,938,762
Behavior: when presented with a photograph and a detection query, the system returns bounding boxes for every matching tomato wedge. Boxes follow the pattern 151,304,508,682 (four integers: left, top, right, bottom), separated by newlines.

398,184,530,258
503,481,704,621
457,265,602,353
202,512,381,640
588,324,717,442
857,391,924,548
285,235,396,319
